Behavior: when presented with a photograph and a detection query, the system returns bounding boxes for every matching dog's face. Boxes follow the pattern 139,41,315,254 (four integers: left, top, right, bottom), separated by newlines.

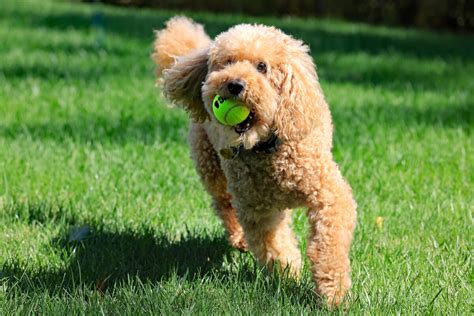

202,25,287,149
163,24,322,150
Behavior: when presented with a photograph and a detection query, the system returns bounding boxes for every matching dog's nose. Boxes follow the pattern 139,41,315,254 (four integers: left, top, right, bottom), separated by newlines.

227,80,245,96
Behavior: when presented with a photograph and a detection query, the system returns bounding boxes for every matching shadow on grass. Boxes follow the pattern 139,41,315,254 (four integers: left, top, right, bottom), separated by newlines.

1,224,316,306
0,109,188,145
1,226,318,309
0,97,469,147
12,5,473,62
1,226,235,292
331,101,474,133
1,57,145,81
0,201,318,307
1,4,471,143
2,4,472,95
0,202,245,291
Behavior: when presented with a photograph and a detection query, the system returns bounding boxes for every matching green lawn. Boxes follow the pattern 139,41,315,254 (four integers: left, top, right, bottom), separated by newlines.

0,0,472,314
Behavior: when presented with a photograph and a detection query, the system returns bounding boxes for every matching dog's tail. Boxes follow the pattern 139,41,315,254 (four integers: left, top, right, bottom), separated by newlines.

152,17,211,75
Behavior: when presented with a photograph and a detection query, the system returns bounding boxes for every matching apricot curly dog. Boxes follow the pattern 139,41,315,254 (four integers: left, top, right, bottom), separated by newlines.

153,17,357,307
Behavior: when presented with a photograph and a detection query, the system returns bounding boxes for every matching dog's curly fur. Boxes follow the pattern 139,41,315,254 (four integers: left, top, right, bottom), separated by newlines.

153,17,357,307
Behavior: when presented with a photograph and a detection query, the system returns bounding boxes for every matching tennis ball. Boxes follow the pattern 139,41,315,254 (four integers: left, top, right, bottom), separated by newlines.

212,95,250,126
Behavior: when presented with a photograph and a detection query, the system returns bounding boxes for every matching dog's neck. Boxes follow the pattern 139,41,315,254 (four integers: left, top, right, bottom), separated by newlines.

250,132,281,154
220,132,281,159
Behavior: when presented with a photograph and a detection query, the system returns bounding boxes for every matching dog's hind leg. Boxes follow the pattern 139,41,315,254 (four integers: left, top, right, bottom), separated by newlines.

188,123,247,251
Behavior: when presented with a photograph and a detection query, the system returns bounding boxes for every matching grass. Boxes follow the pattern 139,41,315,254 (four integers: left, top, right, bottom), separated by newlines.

0,0,472,314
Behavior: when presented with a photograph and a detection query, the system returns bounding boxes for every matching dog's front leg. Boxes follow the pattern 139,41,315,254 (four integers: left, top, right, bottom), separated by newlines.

238,208,301,277
306,162,357,308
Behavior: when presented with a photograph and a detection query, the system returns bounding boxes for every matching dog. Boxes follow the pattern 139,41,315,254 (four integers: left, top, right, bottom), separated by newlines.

153,17,357,307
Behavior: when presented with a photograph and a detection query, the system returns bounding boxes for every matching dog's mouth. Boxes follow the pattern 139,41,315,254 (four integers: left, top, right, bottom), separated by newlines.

234,111,255,134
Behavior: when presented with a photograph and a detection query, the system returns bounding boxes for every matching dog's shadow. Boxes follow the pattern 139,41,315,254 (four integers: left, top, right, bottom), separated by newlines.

2,223,319,308
2,225,250,293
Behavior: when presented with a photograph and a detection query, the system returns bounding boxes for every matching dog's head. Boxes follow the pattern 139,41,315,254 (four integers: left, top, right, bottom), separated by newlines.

161,22,324,149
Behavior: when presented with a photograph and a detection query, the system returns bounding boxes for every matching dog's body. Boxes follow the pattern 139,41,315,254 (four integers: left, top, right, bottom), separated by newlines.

153,17,357,307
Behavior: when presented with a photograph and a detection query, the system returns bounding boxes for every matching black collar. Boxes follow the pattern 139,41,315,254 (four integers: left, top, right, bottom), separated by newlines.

250,133,281,154
223,133,280,159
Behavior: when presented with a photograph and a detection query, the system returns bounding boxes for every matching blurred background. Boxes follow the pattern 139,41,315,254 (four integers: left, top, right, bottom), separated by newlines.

90,0,474,32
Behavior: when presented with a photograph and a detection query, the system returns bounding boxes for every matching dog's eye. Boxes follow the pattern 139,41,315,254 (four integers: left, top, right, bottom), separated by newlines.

256,62,267,74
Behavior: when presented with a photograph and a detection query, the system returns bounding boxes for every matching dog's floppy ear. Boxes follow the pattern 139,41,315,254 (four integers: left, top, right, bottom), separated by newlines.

274,42,325,141
162,48,210,122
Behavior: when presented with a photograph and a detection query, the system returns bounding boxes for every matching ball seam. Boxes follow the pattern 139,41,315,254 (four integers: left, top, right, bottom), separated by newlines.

223,103,242,125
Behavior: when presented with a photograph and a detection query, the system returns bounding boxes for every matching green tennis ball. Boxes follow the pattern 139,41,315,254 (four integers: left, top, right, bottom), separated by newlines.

212,95,250,126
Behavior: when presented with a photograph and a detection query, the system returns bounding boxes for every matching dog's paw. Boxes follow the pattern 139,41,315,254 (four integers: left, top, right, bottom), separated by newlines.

319,288,350,311
229,232,248,252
